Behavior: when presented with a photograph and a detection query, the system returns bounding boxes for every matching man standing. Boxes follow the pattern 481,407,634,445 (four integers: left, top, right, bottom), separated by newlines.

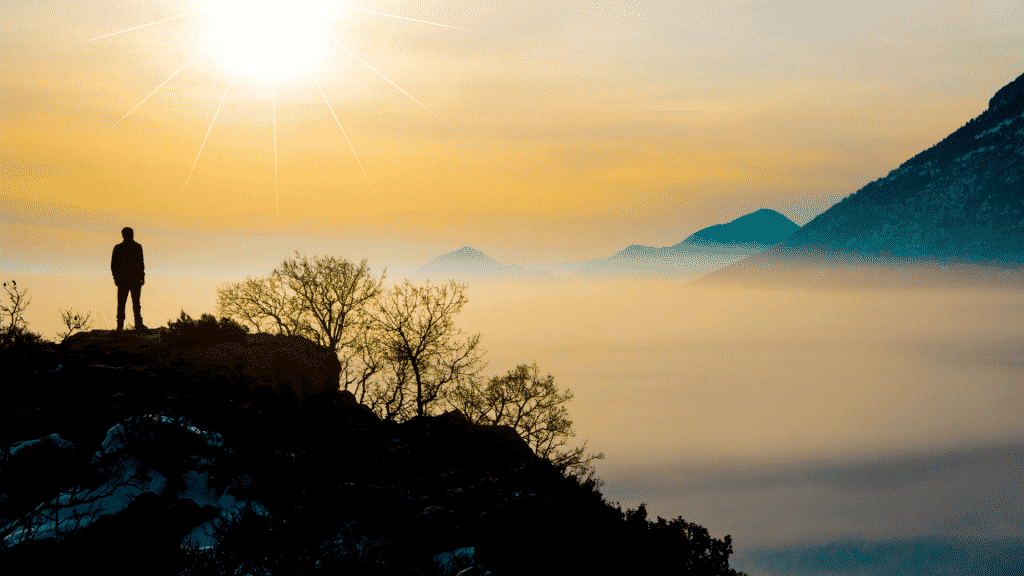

111,227,147,331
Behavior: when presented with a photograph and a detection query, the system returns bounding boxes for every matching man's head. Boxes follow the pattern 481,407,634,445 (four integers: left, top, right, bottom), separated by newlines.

121,227,134,241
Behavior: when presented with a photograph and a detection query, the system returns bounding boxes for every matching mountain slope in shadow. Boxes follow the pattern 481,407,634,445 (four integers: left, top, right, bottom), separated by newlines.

672,208,801,251
702,71,1024,289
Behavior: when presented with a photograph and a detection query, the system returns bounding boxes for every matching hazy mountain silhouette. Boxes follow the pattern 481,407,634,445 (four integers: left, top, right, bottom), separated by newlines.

672,208,800,251
413,210,800,281
412,246,551,280
576,209,799,277
703,71,1024,288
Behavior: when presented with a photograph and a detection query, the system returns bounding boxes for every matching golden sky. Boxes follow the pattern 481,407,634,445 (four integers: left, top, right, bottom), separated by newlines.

3,0,1023,265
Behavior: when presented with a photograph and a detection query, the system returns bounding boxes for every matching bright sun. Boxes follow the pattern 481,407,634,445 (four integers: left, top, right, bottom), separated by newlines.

62,1,481,219
204,0,339,79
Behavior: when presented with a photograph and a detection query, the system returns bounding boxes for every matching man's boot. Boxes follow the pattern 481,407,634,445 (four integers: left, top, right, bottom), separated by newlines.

134,317,148,330
117,319,124,331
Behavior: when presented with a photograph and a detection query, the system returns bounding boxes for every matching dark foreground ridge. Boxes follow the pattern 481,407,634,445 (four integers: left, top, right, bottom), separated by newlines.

1,328,747,575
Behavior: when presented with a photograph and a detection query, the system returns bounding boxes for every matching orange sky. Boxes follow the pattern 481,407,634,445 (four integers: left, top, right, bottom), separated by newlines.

4,0,1023,265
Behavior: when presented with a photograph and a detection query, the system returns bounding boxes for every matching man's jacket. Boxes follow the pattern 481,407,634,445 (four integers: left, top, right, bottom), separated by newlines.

111,240,145,286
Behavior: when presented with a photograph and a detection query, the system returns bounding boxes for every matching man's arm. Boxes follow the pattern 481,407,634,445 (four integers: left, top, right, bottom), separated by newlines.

139,244,145,285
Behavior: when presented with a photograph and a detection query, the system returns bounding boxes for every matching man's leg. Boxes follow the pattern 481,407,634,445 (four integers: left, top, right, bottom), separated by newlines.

131,283,145,329
116,284,129,331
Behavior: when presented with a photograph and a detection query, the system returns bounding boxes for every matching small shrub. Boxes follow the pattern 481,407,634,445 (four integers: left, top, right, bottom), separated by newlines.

57,309,92,343
166,311,249,345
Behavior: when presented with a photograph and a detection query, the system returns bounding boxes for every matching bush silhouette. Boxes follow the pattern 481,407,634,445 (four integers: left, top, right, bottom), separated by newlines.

165,311,249,345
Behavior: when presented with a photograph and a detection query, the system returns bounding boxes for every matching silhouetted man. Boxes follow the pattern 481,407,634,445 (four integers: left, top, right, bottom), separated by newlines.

111,227,147,331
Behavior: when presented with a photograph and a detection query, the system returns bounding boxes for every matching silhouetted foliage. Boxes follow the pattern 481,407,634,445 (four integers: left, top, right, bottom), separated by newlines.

217,252,386,394
215,255,598,477
165,311,249,344
449,363,605,480
0,281,56,413
56,309,92,343
605,502,747,574
369,279,484,420
1,280,31,348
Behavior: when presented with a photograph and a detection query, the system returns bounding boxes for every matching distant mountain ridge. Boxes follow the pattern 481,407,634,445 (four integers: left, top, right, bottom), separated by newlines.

578,208,799,276
413,246,550,280
673,208,800,250
413,209,801,281
429,247,498,263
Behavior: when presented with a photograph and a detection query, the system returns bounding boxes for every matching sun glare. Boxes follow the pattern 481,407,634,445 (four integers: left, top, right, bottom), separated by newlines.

205,0,338,79
69,0,480,213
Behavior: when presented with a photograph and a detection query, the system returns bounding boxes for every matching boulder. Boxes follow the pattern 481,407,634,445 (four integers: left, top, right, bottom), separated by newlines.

58,330,341,408
234,333,341,406
433,546,476,575
387,410,538,492
470,422,534,462
1,491,219,576
57,329,165,369
1,434,84,528
330,389,381,428
475,493,557,572
433,409,535,462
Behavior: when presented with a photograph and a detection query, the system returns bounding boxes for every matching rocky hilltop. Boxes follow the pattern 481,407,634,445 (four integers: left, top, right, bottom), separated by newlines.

1,328,746,575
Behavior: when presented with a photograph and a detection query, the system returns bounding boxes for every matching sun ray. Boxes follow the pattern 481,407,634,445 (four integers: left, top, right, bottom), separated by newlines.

48,10,204,52
272,80,280,227
182,70,236,194
313,75,367,180
102,48,208,137
340,6,487,35
338,44,449,127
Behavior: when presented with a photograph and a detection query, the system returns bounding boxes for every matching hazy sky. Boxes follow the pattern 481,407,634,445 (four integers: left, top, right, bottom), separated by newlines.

3,0,1023,265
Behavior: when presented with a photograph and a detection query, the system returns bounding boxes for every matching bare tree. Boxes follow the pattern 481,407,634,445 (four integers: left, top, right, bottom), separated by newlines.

363,354,414,420
57,309,92,342
216,256,600,478
216,253,386,396
371,279,484,419
277,254,386,391
1,280,31,340
216,272,305,336
449,364,605,479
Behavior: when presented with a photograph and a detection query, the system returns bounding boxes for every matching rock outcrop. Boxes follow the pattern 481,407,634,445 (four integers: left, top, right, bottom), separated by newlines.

57,329,342,407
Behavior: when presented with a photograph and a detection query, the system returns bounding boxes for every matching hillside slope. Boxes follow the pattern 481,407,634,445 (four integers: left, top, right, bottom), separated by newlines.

786,72,1023,262
703,71,1024,288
